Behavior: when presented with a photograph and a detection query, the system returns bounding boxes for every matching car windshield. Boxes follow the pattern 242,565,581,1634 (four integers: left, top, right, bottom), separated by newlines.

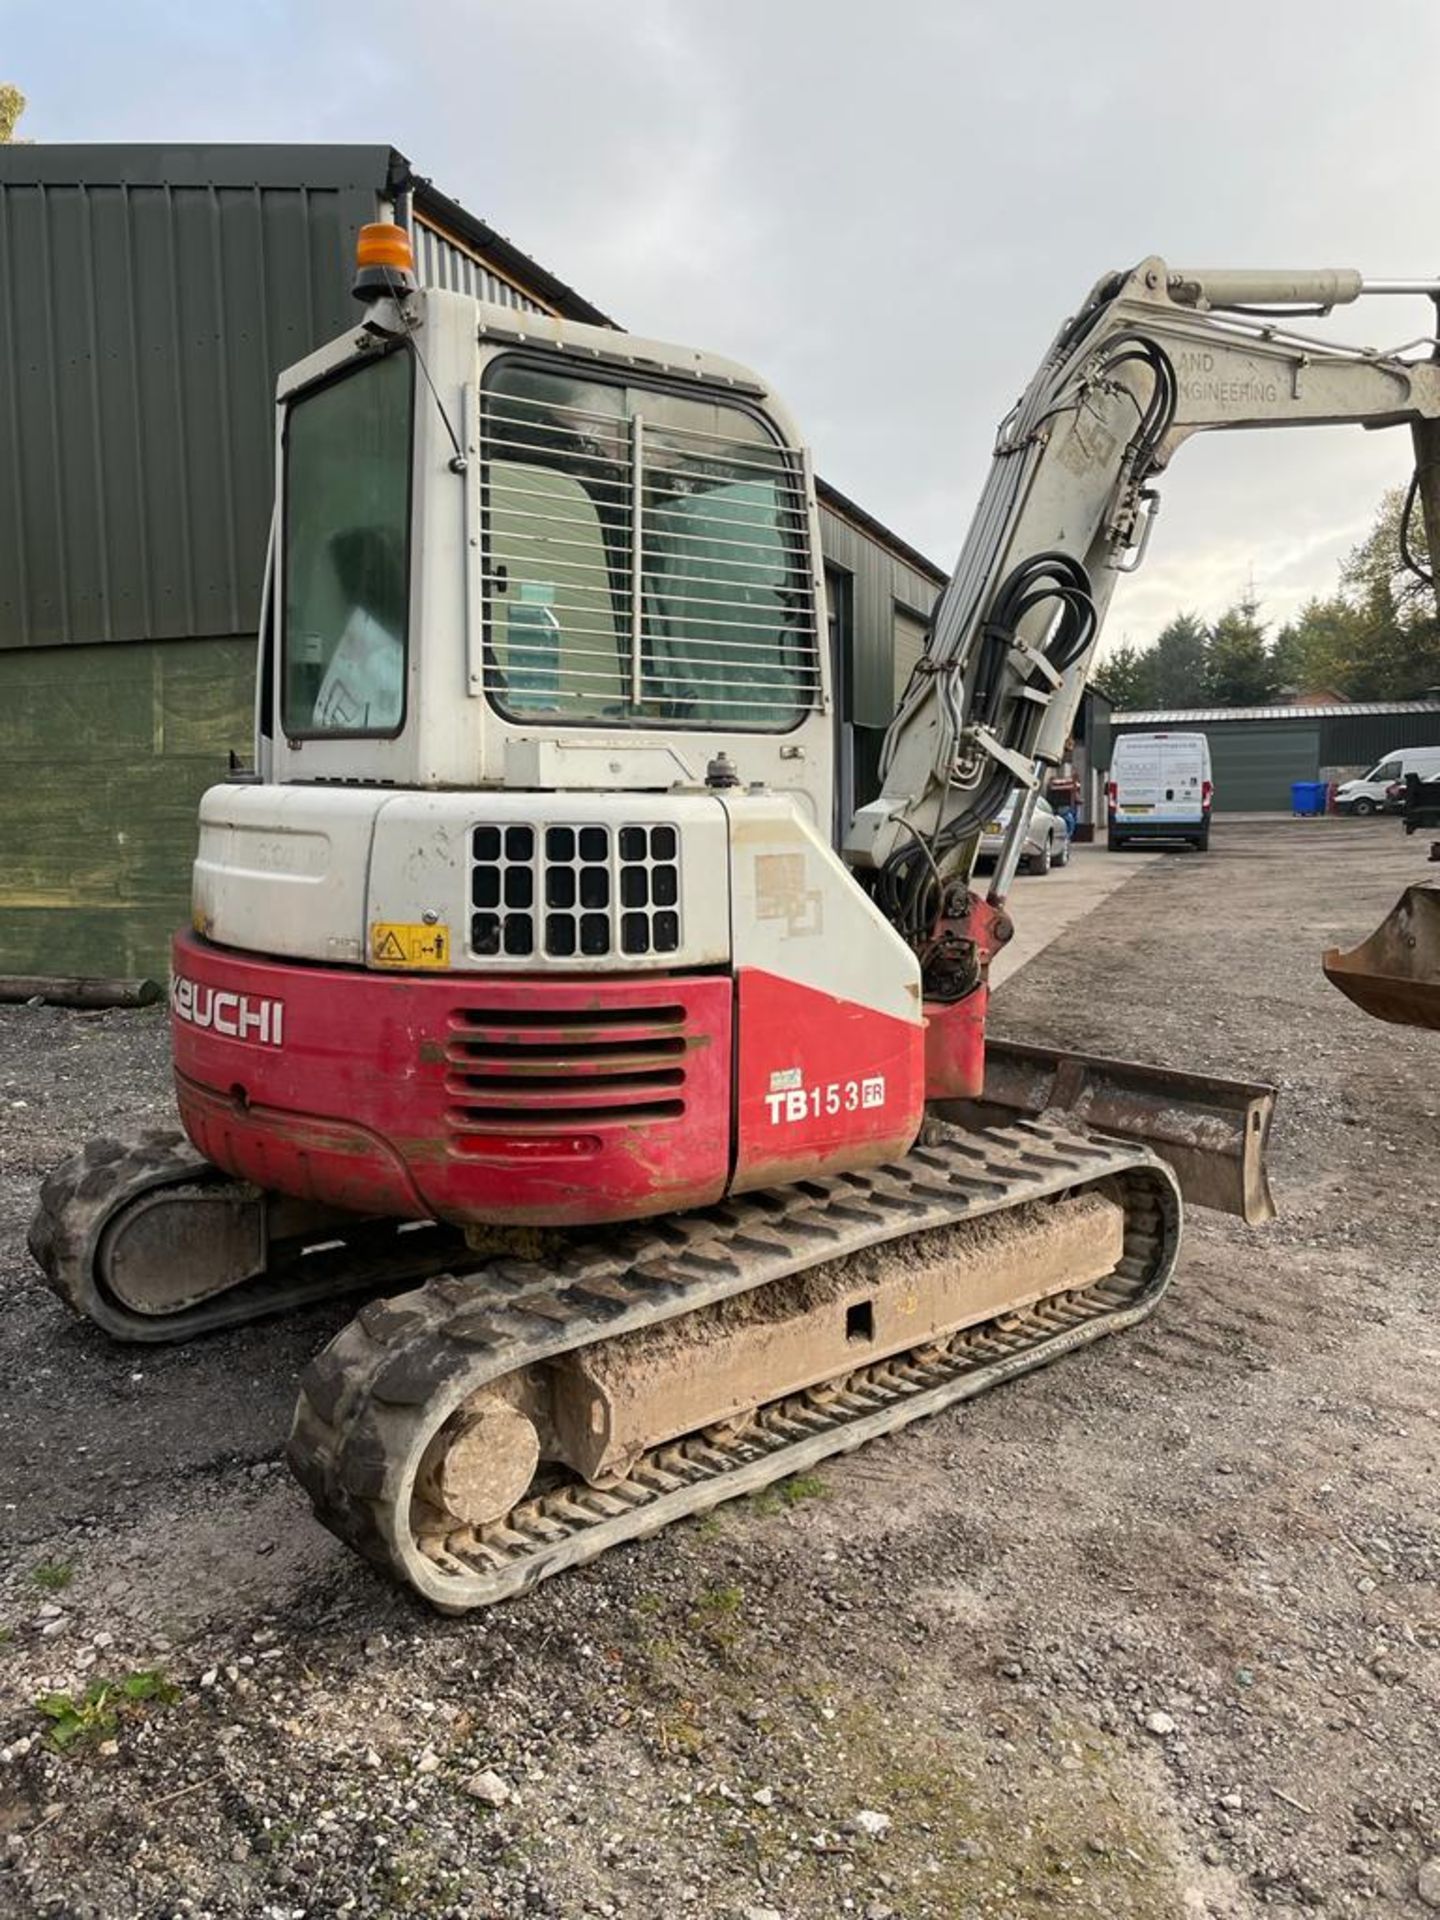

991,794,1049,824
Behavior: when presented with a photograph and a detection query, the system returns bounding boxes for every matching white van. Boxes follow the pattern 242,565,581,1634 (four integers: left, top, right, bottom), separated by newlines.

1107,731,1213,851
1334,746,1440,816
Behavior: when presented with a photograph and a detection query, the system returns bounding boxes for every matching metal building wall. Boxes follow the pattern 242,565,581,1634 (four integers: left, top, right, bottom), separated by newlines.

412,217,549,313
1106,702,1440,809
0,146,394,652
817,501,939,729
1207,724,1321,809
1319,706,1440,769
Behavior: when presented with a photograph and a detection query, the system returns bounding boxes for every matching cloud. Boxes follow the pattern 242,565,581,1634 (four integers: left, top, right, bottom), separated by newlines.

10,0,1440,652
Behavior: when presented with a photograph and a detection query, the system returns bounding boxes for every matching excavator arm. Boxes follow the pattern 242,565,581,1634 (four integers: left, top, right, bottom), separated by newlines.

845,256,1440,949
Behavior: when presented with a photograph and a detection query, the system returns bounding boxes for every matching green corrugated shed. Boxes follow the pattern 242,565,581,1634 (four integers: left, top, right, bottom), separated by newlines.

1107,701,1440,810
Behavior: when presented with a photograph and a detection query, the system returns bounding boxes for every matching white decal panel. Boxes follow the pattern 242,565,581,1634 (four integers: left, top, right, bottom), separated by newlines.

171,974,285,1047
763,1075,886,1125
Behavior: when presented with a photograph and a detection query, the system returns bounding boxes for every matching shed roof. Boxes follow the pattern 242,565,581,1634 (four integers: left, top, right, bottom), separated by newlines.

1114,701,1440,724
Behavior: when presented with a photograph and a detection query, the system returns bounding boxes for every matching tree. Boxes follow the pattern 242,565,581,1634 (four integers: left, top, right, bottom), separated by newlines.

1342,484,1434,631
1090,638,1150,709
1271,595,1361,698
1206,597,1277,706
0,85,25,144
1333,488,1440,698
1144,611,1209,707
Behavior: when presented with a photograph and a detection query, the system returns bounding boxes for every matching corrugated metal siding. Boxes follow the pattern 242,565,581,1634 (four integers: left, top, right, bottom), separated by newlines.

0,174,371,651
412,217,550,313
893,607,928,704
1117,701,1440,724
817,502,941,728
1320,709,1440,769
1207,724,1319,810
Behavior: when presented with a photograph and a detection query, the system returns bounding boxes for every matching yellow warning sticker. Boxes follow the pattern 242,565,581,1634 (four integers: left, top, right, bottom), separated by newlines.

369,922,452,969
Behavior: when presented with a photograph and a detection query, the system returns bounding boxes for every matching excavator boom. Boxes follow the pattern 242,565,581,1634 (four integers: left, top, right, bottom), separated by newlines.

848,260,1440,949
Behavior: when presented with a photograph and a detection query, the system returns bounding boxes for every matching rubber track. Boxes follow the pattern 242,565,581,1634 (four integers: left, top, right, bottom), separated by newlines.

27,1132,466,1343
288,1118,1182,1612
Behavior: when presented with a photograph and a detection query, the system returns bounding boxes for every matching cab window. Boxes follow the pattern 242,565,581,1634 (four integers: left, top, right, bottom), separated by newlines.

481,361,819,730
282,350,413,738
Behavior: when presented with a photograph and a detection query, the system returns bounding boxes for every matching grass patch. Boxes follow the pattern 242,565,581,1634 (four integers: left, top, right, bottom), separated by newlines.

31,1560,73,1593
34,1669,181,1751
778,1472,828,1506
749,1471,830,1516
695,1583,744,1617
805,1699,1183,1919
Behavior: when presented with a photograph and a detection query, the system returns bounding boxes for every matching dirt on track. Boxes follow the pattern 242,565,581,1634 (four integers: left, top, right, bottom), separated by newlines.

1,816,1438,1920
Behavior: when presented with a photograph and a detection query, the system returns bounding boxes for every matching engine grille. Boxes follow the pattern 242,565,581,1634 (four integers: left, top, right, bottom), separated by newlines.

446,1001,690,1134
469,823,681,961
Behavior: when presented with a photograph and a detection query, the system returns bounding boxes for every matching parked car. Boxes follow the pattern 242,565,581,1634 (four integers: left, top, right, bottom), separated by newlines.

1335,746,1440,816
977,793,1071,875
1107,730,1213,851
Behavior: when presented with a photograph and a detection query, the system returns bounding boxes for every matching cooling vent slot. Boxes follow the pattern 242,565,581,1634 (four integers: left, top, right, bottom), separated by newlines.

446,1001,689,1133
469,823,681,960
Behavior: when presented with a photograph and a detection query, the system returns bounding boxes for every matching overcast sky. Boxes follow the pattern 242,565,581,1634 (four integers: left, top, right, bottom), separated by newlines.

9,0,1440,652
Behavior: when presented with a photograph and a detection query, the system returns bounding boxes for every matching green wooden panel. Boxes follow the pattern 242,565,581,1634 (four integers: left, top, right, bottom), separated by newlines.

0,637,254,978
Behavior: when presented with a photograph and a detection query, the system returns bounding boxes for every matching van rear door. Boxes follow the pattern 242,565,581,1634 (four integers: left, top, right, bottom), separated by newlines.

1156,737,1205,826
1113,737,1163,819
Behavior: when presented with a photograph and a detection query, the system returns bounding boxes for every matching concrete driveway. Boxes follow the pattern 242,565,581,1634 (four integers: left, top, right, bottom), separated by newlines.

987,840,1162,987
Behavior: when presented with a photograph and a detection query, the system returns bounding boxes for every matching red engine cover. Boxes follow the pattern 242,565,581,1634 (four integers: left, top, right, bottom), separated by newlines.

732,969,926,1192
170,936,940,1229
170,933,732,1226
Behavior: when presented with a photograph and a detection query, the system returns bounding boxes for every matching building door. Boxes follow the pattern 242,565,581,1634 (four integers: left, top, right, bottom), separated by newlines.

1208,724,1320,810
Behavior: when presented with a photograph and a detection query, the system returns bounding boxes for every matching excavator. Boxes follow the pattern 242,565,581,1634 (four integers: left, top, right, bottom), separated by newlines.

29,233,1440,1611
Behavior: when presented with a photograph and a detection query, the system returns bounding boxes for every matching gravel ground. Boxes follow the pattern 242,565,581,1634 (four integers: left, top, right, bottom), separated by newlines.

1,815,1438,1920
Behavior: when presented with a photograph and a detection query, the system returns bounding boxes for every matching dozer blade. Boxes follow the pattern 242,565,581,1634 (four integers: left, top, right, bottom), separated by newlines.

1323,884,1440,1032
938,1038,1276,1225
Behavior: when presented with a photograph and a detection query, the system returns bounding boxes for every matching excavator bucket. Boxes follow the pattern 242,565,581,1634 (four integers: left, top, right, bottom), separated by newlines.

1323,884,1440,1031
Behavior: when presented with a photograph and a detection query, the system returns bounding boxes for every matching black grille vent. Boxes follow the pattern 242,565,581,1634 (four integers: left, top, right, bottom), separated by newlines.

469,823,682,960
616,824,680,956
446,1002,689,1133
469,825,536,957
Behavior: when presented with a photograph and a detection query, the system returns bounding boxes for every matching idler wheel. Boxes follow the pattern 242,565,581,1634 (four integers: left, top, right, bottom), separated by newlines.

421,1397,541,1526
